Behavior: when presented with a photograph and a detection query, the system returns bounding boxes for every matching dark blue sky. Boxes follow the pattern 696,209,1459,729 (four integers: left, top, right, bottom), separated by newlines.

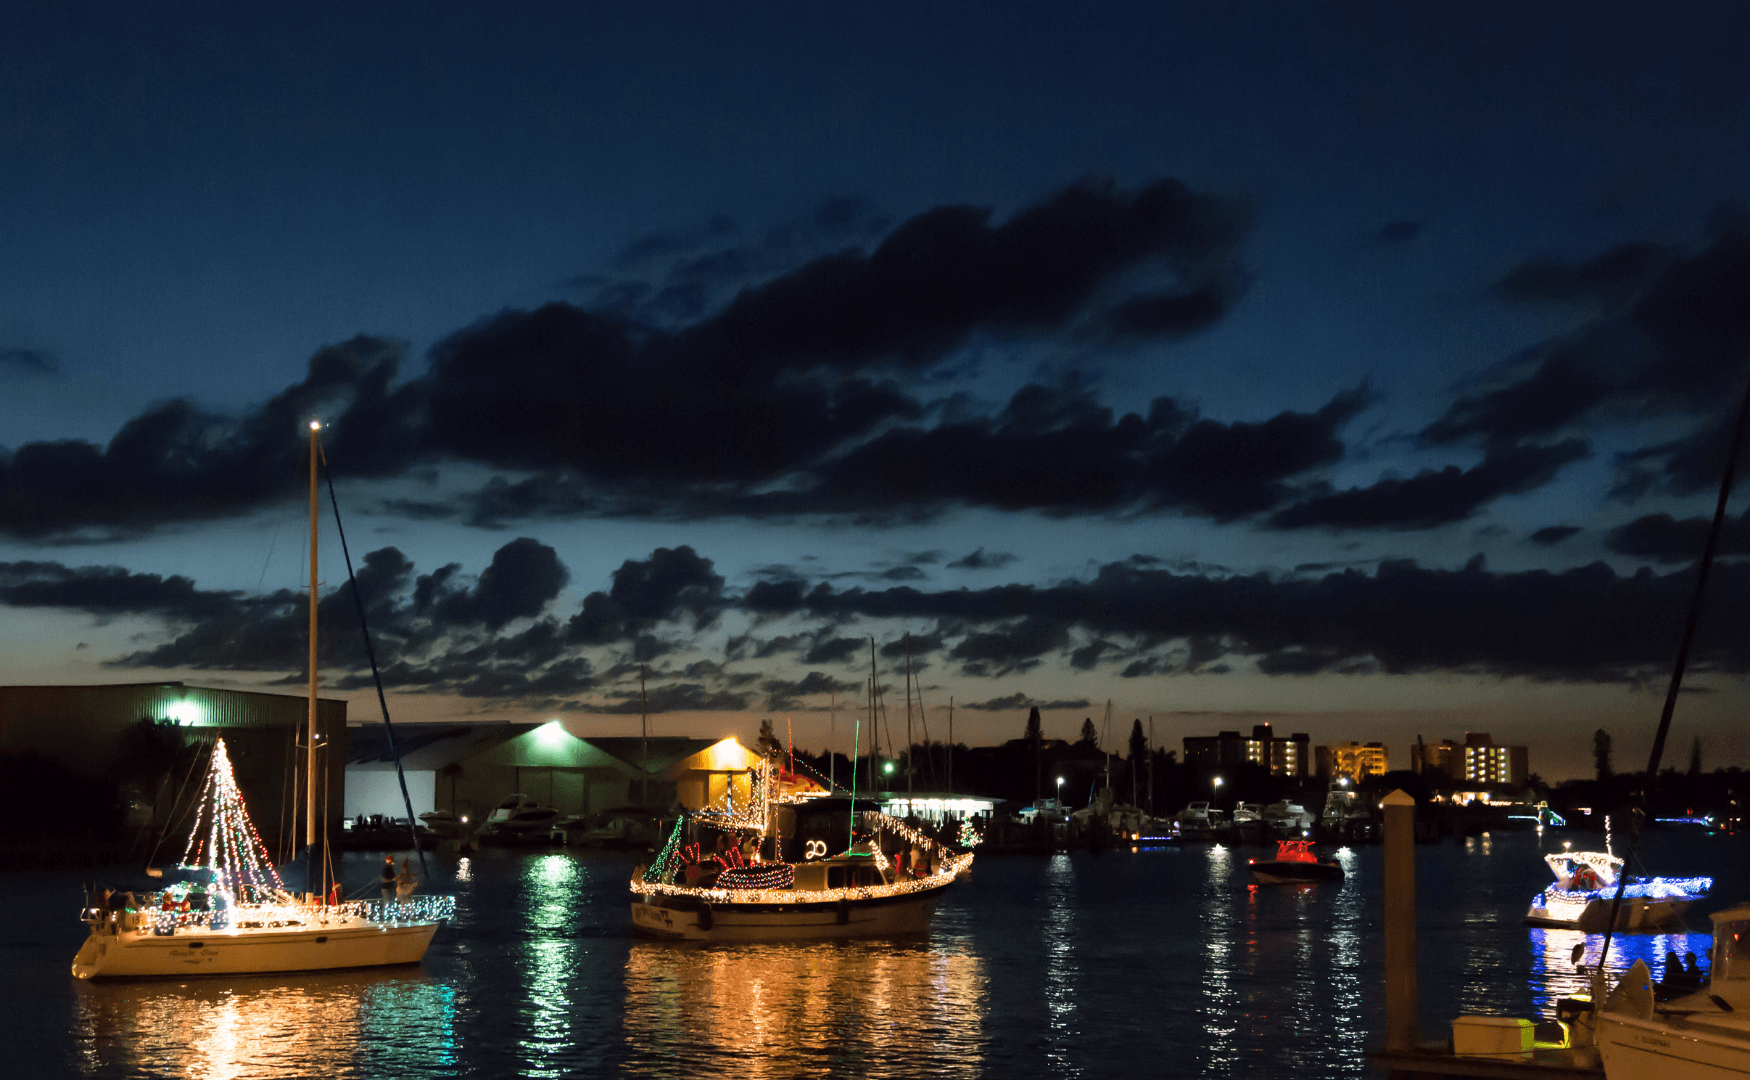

1,3,1747,777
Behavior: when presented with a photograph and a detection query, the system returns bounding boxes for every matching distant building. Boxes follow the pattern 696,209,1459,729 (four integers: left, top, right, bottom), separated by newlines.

0,681,348,843
1316,741,1389,780
346,720,762,821
1413,733,1526,785
1183,724,1310,777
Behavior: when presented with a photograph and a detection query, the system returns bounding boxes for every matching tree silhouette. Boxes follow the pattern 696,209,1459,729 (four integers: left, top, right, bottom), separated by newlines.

1594,729,1613,781
1078,718,1099,747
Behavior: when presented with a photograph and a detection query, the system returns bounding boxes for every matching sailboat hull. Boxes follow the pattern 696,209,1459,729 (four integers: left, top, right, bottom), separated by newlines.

72,919,440,979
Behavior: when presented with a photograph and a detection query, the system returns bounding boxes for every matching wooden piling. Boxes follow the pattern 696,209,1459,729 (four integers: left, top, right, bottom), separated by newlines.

1384,788,1418,1054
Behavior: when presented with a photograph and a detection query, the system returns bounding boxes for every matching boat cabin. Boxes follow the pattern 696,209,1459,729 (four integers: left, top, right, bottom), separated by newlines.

792,855,895,892
1709,905,1750,1007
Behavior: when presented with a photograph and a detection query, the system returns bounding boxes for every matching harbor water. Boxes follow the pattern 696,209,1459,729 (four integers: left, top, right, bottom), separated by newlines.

4,828,1742,1078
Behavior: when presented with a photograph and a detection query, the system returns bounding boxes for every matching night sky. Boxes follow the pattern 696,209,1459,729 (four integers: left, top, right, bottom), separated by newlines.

3,4,1748,778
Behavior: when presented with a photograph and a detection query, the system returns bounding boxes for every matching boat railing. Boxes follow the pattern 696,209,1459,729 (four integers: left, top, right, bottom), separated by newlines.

89,894,457,935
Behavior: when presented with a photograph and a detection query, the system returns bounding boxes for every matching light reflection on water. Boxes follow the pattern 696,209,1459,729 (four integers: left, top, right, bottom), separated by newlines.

22,830,1746,1078
519,854,583,1077
71,969,457,1079
620,940,986,1079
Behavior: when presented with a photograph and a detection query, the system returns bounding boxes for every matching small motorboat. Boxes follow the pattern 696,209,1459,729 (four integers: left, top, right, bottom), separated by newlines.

1250,840,1344,884
1524,848,1709,932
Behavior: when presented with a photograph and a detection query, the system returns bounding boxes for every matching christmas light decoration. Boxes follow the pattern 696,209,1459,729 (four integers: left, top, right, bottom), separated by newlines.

179,739,288,901
958,820,982,848
631,851,974,908
644,818,685,883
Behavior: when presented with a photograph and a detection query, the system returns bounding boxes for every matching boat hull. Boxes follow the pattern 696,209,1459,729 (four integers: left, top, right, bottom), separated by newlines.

71,920,440,979
1251,861,1343,885
631,887,946,942
1598,1012,1750,1079
1524,893,1694,933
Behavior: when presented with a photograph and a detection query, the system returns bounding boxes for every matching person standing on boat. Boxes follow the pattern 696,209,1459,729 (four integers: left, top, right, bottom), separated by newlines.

380,855,397,899
396,858,417,899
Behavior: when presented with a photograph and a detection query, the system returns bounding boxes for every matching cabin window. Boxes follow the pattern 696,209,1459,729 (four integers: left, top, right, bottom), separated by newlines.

1722,928,1750,978
828,867,847,889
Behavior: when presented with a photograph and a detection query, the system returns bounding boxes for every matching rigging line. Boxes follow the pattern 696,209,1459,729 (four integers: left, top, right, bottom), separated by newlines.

1598,373,1750,975
150,735,216,869
320,449,427,878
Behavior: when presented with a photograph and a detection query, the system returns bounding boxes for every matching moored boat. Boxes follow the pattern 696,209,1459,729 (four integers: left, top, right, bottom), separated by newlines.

1596,904,1750,1078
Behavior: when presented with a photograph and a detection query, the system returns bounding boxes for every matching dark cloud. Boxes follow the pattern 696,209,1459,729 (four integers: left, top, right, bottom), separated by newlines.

0,180,1253,539
958,693,1091,713
0,561,237,620
1529,525,1582,546
796,382,1367,522
1265,441,1588,531
429,538,568,629
567,546,726,645
1606,509,1750,564
763,670,860,710
1429,222,1750,498
0,336,417,541
948,548,1017,570
1496,242,1669,304
0,347,57,375
751,554,1750,682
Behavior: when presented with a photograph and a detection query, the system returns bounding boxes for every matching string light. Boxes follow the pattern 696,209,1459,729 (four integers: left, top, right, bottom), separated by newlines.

135,737,455,933
632,851,974,908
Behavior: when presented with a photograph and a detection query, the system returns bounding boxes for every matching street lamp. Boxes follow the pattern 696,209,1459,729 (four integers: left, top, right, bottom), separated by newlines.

1211,776,1223,807
1056,776,1065,806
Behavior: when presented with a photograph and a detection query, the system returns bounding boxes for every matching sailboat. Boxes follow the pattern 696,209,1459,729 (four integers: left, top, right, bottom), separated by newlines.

72,421,454,979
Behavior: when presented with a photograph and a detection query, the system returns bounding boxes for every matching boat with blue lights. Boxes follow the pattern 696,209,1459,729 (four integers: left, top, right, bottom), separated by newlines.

1524,848,1709,933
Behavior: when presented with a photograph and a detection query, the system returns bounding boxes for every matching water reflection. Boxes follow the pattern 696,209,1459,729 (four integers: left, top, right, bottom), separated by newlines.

519,853,584,1077
1041,853,1080,1078
620,940,986,1080
71,969,456,1079
1528,926,1712,1013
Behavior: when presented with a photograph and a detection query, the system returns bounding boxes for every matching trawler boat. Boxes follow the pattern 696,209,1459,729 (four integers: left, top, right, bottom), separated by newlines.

629,764,972,943
1524,849,1709,933
1596,903,1750,1078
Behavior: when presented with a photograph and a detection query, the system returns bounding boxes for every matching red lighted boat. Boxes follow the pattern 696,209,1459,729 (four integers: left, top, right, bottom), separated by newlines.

1249,840,1344,884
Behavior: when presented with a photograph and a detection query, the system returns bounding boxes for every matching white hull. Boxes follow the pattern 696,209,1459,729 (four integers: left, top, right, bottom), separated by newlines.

1599,1012,1750,1079
631,889,944,942
1525,893,1694,933
72,918,440,979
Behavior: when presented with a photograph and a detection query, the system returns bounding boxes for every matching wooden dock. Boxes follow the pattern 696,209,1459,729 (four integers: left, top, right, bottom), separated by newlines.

1369,1042,1602,1079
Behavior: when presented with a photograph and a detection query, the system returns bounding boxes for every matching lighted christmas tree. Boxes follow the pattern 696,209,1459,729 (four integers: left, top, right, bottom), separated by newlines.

178,738,287,903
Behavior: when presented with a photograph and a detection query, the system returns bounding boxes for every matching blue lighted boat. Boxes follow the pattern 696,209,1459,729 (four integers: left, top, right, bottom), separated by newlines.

1523,848,1709,933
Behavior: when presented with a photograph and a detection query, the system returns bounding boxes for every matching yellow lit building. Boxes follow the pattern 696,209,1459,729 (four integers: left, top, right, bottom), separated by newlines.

1316,741,1388,780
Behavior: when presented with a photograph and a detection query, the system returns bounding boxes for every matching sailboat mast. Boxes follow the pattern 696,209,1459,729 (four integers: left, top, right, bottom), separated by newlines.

306,420,320,851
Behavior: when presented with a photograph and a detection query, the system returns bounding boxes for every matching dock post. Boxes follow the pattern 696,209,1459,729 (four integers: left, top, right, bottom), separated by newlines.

1382,788,1418,1055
